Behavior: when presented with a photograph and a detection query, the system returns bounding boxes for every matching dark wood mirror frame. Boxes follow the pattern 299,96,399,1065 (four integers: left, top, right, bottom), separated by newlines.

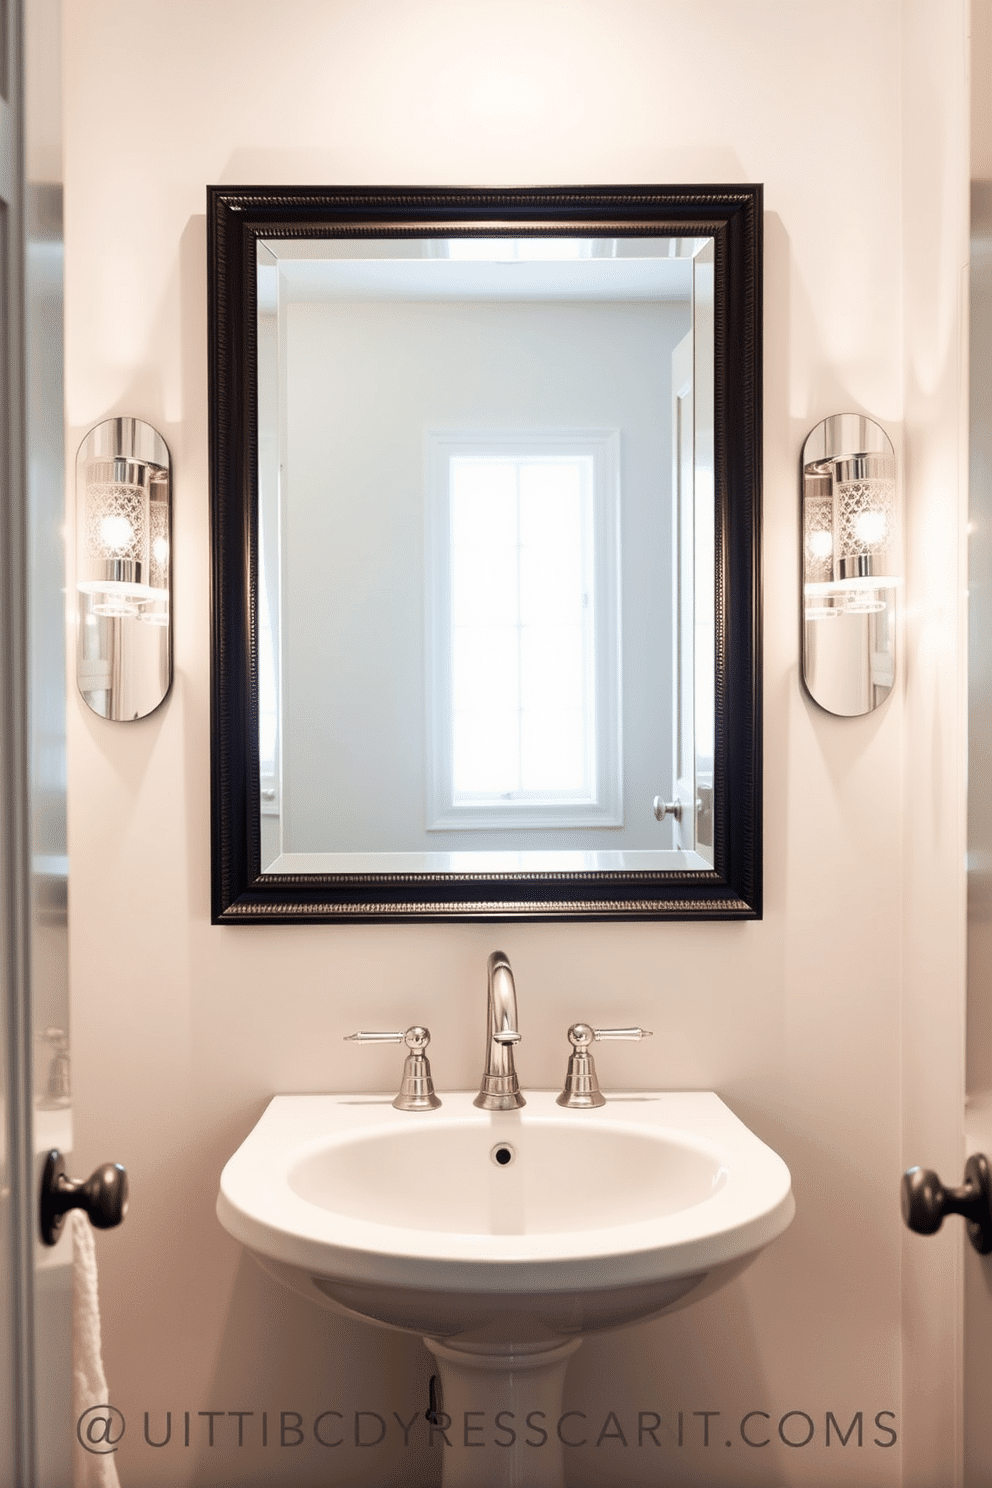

207,184,762,923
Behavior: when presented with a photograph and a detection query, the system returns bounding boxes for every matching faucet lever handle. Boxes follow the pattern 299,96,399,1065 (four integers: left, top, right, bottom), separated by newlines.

590,1026,653,1042
345,1027,432,1049
565,1023,653,1048
344,1027,440,1111
557,1022,653,1109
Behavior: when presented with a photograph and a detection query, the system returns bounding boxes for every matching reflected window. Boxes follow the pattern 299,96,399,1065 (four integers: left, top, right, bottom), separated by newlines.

444,237,594,263
426,430,621,830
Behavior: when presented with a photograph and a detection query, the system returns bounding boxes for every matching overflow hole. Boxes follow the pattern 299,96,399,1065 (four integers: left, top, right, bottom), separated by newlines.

491,1144,515,1167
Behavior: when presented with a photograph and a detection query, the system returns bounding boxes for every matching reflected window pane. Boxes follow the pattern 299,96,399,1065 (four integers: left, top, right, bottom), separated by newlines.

521,710,587,792
452,625,519,713
520,627,585,712
448,452,592,802
454,711,519,795
426,428,621,829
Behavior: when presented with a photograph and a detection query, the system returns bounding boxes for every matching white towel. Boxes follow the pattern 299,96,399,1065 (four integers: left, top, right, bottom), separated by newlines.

70,1210,122,1488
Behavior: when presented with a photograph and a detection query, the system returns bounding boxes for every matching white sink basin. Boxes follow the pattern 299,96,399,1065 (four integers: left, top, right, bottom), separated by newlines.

218,1090,794,1340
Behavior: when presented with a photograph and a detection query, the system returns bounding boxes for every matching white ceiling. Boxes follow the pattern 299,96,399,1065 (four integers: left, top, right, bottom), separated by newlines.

257,237,699,310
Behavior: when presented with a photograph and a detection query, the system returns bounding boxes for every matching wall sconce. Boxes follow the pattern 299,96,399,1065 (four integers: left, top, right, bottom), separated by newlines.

76,417,172,720
801,413,899,716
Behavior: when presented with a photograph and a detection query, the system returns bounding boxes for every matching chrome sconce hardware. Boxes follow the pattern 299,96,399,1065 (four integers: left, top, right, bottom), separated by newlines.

801,414,899,716
345,1025,441,1111
901,1154,992,1255
556,1023,653,1109
40,1149,129,1246
76,417,172,720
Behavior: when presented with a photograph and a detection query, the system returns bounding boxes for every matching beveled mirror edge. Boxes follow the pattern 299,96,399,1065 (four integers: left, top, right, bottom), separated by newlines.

207,184,763,924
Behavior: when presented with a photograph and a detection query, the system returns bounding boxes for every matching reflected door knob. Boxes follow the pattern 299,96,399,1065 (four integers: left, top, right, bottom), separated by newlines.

901,1153,992,1254
39,1149,129,1246
653,797,683,823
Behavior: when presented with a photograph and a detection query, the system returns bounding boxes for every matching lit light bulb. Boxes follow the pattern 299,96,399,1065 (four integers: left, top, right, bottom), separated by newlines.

99,514,135,552
809,531,833,560
854,510,887,546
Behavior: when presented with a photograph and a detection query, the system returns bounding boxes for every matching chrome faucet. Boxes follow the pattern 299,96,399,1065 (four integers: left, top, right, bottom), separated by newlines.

473,950,525,1110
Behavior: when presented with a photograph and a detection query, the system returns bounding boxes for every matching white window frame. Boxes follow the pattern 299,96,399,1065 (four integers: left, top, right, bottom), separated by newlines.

424,428,622,831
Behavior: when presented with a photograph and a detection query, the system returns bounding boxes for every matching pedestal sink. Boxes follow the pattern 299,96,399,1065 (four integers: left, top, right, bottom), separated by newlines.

218,1091,793,1487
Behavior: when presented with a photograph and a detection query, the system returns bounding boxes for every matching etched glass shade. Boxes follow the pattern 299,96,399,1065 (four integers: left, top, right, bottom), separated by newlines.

803,475,834,586
834,453,897,582
80,457,151,615
141,487,171,625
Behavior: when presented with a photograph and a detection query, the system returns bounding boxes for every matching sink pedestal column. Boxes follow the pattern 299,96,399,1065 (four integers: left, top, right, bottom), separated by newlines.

424,1335,582,1488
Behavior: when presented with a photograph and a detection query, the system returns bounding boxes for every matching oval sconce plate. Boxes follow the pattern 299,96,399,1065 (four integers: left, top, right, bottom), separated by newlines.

801,413,898,717
75,417,172,720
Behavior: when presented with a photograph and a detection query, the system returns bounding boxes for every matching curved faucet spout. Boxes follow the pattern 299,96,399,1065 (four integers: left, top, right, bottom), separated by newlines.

474,951,526,1110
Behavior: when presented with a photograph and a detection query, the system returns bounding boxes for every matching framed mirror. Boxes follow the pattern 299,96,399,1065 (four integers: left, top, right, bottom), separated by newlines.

208,185,762,922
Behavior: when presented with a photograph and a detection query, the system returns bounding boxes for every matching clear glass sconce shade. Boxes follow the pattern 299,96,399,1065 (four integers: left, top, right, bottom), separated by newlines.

75,418,172,720
801,414,898,717
141,490,171,625
148,494,169,590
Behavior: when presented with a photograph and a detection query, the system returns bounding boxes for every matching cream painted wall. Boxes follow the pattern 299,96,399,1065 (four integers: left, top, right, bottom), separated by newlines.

60,2,968,1485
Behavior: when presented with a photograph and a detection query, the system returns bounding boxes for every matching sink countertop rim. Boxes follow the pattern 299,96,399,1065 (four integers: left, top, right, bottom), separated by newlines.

217,1089,795,1292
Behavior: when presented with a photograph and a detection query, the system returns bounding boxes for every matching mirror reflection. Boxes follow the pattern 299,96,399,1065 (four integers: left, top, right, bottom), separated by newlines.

255,233,714,877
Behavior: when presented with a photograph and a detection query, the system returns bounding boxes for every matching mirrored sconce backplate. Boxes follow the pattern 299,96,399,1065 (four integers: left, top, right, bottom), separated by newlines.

75,417,172,720
802,414,899,717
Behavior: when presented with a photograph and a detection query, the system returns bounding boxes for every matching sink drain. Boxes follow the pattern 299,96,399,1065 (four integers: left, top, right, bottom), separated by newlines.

490,1143,516,1167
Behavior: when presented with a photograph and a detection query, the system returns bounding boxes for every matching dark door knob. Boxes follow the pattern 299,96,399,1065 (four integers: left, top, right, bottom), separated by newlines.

901,1153,992,1254
39,1148,128,1246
